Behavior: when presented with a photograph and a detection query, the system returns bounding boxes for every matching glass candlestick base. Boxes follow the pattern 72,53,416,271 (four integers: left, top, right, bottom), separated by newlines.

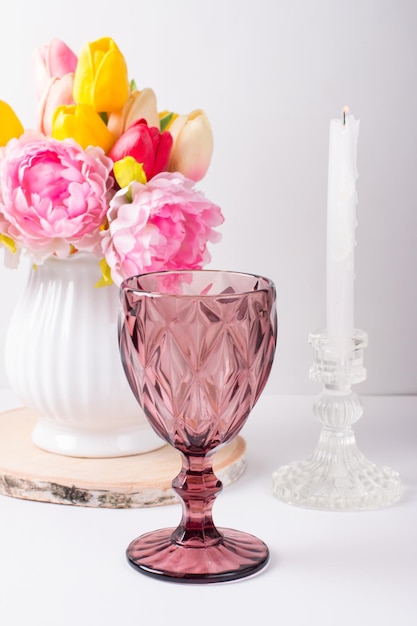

272,330,401,511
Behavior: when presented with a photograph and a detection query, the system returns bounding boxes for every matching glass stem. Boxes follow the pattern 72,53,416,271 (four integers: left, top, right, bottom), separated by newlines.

171,452,224,547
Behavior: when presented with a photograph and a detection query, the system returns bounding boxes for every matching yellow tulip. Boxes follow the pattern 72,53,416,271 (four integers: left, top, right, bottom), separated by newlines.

73,37,129,113
167,109,213,182
0,100,24,146
51,103,114,153
107,88,160,139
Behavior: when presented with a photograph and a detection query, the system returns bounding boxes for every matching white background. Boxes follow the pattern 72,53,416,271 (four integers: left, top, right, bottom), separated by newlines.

0,0,416,395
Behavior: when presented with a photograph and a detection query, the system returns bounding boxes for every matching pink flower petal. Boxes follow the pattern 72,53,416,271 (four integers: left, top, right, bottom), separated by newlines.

101,171,224,286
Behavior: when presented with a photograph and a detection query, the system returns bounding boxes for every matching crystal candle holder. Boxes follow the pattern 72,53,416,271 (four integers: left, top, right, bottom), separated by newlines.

272,329,401,511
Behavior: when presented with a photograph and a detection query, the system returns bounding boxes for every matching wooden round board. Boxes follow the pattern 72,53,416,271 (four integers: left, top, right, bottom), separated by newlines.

0,408,246,508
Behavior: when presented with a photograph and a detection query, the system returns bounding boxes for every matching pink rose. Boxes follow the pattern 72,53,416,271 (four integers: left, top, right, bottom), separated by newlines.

34,39,78,135
109,119,173,182
101,171,224,286
0,135,113,263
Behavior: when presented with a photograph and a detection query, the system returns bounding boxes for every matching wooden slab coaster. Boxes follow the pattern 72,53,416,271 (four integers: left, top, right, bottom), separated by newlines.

0,408,246,508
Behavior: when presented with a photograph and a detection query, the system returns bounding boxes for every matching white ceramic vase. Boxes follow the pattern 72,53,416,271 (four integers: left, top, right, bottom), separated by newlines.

4,253,164,458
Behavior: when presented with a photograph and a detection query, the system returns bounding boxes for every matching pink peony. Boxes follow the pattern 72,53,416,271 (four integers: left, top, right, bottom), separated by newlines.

101,171,224,286
0,135,114,263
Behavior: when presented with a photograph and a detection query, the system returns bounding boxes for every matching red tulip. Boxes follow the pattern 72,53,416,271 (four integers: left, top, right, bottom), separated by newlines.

109,119,173,181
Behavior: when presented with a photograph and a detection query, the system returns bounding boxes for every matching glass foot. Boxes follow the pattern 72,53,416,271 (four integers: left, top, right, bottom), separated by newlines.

272,446,402,511
126,527,269,584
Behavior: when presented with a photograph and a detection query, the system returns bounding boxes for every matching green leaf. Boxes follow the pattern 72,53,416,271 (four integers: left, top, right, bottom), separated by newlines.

160,112,174,132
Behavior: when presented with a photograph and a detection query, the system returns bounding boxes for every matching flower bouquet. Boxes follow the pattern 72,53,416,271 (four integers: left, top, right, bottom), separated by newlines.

0,37,224,460
0,36,224,284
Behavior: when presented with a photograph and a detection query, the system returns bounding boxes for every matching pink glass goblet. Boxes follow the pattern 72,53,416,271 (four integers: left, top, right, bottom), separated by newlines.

119,270,277,583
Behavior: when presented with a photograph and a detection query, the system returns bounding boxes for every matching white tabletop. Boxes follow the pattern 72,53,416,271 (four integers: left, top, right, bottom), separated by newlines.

0,390,415,626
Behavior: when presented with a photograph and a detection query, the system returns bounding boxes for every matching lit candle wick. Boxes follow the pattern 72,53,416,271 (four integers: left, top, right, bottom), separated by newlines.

342,105,350,126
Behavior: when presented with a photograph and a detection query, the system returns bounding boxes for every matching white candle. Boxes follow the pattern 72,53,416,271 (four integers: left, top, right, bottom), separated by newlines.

326,108,360,340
